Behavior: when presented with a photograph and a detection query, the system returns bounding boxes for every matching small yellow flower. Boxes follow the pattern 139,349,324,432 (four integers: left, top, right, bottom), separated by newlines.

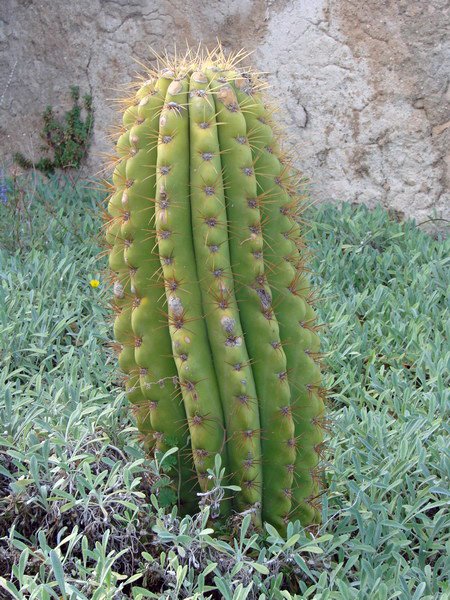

90,279,100,288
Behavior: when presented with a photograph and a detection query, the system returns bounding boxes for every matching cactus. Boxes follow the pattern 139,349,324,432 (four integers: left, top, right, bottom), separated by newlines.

103,46,327,533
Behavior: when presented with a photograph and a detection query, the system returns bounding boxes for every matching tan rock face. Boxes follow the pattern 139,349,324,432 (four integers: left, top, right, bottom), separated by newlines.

1,0,448,226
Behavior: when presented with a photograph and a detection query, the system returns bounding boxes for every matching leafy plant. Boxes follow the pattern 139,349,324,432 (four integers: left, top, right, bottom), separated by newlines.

0,175,448,597
0,168,92,253
14,86,94,174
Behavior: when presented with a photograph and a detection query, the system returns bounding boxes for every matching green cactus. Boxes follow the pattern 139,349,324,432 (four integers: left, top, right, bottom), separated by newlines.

103,47,327,533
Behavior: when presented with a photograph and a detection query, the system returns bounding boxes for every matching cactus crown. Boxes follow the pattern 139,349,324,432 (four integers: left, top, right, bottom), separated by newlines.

104,45,327,534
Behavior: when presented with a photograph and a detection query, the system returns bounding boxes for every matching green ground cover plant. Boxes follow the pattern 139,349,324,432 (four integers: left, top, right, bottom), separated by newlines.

0,174,448,599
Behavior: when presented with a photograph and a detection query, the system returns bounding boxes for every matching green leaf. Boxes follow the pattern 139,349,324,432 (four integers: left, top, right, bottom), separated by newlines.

252,562,270,575
202,562,218,576
50,550,67,599
282,534,300,549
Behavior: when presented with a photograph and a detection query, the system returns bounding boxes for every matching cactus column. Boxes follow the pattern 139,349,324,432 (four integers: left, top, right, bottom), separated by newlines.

104,47,327,533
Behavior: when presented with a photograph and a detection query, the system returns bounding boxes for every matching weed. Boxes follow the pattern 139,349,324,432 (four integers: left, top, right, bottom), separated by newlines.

14,86,94,175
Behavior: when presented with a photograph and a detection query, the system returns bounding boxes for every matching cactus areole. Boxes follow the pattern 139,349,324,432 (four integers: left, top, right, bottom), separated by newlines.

104,47,327,534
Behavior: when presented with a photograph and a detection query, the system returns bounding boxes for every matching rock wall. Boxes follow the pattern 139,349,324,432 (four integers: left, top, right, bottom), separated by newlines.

1,0,449,226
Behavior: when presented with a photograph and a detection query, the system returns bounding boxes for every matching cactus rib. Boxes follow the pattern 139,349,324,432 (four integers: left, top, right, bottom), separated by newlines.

154,74,230,514
233,78,326,524
188,71,263,524
206,69,296,530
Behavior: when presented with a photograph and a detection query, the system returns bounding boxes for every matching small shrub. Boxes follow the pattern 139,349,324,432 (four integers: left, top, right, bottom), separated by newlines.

14,86,94,174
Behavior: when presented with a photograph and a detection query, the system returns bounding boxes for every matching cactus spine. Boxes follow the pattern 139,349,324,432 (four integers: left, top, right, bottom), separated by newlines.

104,47,327,533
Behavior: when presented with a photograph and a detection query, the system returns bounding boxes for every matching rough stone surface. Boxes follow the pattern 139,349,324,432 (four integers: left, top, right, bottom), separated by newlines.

1,0,448,227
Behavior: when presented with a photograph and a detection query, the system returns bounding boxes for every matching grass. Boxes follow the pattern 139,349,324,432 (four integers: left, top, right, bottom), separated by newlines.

0,173,448,599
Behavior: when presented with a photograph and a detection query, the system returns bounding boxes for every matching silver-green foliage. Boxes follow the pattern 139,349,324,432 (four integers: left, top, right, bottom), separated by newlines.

0,174,448,599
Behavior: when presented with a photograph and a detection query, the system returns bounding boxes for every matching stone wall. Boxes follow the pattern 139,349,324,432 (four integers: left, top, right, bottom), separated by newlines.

1,0,449,226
